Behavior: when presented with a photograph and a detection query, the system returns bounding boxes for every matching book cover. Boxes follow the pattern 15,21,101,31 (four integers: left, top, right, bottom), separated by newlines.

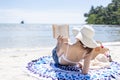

52,24,69,38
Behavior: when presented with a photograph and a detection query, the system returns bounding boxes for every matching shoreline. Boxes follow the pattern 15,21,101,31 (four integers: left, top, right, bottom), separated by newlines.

0,41,120,51
0,41,120,80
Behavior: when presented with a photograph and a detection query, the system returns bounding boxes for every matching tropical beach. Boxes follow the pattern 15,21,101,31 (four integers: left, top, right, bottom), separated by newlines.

0,0,120,80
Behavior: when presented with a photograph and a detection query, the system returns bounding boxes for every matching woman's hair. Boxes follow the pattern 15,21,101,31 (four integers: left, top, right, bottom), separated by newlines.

86,47,93,54
79,41,93,54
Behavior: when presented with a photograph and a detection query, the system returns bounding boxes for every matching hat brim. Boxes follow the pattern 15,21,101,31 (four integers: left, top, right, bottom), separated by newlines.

72,27,80,36
81,33,98,48
76,32,98,48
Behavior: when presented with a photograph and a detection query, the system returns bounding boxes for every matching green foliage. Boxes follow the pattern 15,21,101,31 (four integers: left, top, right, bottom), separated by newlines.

84,0,120,25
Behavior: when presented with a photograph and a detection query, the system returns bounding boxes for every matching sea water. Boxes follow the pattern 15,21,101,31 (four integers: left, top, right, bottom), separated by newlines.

0,24,120,49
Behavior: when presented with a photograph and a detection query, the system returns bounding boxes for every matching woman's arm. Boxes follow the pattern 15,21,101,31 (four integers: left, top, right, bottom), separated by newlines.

56,35,69,57
91,41,109,60
82,52,92,74
92,46,109,58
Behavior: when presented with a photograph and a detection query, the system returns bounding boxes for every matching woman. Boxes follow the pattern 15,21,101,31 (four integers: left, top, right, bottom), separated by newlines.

52,25,109,74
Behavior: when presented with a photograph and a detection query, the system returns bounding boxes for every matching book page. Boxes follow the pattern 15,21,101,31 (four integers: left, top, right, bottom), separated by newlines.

52,24,69,38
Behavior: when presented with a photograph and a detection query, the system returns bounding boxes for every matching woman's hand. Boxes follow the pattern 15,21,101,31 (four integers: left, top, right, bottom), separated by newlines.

78,63,82,68
57,35,63,44
57,35,69,44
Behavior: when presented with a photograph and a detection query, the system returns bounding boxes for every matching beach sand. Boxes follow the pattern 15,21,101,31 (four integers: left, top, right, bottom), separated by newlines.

0,42,120,80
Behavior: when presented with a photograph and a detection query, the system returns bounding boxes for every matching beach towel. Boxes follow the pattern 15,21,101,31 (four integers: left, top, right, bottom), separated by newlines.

26,56,120,80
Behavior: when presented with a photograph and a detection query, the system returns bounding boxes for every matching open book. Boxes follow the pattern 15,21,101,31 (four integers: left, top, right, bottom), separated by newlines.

52,24,69,38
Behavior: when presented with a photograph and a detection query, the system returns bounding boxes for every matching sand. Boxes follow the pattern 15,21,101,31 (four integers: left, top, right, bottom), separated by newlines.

0,42,120,80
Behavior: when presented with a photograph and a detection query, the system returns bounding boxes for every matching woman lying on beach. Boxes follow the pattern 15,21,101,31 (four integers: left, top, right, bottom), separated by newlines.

52,25,111,74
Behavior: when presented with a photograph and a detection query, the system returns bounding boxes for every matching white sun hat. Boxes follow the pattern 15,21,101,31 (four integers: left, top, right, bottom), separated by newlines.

73,25,98,48
72,27,80,36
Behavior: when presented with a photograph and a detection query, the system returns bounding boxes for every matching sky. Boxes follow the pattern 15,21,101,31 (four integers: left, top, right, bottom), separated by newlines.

0,0,112,24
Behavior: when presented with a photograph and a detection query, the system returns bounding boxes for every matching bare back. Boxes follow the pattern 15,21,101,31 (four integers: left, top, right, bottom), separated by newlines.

58,41,88,65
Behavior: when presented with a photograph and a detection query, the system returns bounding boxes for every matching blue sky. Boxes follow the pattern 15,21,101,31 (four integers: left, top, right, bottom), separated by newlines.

0,0,111,24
